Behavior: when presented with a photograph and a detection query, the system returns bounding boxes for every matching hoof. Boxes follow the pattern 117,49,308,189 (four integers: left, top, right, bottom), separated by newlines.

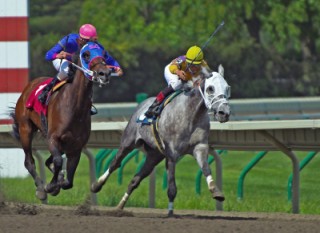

117,202,125,210
167,210,174,217
45,183,58,194
36,187,47,201
49,187,61,196
212,188,225,202
61,180,72,190
91,182,102,193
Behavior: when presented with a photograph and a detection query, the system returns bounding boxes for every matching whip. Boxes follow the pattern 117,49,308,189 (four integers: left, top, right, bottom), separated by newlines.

186,20,225,70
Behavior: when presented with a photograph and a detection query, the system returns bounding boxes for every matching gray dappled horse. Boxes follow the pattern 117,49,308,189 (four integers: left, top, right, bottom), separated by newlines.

92,65,231,216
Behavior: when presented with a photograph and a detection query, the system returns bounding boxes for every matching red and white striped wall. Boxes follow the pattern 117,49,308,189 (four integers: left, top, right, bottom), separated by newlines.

0,0,29,178
0,0,29,124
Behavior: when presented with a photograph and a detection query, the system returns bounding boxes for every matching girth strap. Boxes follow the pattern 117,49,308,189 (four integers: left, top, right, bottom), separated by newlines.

53,80,67,92
151,118,165,154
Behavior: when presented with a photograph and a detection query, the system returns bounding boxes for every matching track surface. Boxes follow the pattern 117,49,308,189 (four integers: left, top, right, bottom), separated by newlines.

1,201,320,233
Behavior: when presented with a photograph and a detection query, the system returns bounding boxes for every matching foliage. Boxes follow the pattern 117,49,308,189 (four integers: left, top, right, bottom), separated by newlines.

29,0,320,102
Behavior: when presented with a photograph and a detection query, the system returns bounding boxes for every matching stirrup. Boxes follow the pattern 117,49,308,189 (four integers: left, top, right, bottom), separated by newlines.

145,111,154,118
38,92,48,104
90,105,98,115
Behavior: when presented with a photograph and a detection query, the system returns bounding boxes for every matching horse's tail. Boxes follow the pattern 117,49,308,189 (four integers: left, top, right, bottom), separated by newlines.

9,107,20,141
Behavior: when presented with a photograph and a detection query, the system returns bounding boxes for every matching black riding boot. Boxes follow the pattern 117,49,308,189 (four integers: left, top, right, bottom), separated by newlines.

145,85,174,118
145,99,161,118
38,78,60,104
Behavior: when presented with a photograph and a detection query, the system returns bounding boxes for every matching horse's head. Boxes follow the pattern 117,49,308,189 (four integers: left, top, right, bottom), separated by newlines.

80,42,112,86
202,65,231,123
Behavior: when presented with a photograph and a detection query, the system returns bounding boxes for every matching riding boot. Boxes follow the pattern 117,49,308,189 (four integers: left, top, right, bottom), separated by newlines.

90,105,98,115
38,78,60,104
145,99,161,118
145,85,174,118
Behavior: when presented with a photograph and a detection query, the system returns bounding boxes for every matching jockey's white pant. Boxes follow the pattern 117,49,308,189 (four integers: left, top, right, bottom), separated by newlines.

52,59,69,81
164,64,183,91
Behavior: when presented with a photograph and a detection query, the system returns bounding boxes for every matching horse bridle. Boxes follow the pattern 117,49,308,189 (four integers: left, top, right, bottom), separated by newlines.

197,74,229,110
71,58,117,86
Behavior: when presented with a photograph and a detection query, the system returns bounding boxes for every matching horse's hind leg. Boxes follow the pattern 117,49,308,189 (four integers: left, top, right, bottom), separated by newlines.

193,143,225,201
117,149,164,210
19,122,47,200
60,149,81,190
91,143,135,193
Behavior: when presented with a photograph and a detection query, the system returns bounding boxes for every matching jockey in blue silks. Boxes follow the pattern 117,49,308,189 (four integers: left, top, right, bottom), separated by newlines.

39,24,123,114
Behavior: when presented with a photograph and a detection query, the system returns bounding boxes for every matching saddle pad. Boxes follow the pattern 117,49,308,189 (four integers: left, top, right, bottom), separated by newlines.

136,113,153,125
26,78,53,116
26,79,66,116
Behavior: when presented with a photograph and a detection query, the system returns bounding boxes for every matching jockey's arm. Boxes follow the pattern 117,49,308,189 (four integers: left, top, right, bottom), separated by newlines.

104,51,123,76
45,34,76,61
45,43,63,61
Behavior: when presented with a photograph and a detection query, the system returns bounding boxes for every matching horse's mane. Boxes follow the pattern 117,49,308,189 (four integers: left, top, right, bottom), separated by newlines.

66,45,82,82
182,76,207,98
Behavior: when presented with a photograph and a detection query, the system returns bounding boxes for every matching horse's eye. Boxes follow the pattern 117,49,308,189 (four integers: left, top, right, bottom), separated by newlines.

206,86,215,95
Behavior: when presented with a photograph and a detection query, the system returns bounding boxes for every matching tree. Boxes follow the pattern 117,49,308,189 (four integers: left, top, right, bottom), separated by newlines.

29,0,320,101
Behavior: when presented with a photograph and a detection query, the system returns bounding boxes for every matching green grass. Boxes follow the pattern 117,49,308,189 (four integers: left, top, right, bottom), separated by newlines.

1,150,320,214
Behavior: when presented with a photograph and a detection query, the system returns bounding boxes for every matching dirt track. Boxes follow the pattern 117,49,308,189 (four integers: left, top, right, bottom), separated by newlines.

1,200,320,233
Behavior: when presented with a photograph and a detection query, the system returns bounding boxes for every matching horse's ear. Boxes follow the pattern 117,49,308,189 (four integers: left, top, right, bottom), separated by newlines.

218,64,224,77
82,51,91,63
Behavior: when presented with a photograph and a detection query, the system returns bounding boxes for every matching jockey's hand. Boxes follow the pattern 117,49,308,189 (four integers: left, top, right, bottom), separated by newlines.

107,66,123,76
56,51,72,59
116,67,124,76
175,70,187,80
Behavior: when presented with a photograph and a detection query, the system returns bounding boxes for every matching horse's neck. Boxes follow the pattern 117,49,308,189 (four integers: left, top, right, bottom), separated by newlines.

67,71,93,107
184,87,208,122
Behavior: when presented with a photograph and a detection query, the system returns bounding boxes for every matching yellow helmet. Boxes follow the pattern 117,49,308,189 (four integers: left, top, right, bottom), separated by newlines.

186,45,203,64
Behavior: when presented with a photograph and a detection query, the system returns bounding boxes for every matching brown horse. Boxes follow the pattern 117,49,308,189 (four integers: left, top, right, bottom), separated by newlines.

11,42,112,201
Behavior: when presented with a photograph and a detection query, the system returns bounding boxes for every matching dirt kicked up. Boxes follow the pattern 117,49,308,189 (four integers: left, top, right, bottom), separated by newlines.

1,198,320,233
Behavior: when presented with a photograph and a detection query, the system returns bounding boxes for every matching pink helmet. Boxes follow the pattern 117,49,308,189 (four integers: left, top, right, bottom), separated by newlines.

79,24,98,40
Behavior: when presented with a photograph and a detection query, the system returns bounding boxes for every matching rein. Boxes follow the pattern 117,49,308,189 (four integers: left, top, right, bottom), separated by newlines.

70,61,94,78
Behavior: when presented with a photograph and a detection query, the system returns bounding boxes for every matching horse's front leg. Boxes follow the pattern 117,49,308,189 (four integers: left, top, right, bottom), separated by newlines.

45,141,63,195
166,158,177,217
193,143,225,202
60,149,81,190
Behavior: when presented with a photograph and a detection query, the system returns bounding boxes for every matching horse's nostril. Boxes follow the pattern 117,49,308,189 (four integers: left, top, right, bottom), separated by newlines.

99,72,105,76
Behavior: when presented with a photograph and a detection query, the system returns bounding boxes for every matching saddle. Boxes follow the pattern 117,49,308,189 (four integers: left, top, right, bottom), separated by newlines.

26,79,67,116
137,90,183,125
